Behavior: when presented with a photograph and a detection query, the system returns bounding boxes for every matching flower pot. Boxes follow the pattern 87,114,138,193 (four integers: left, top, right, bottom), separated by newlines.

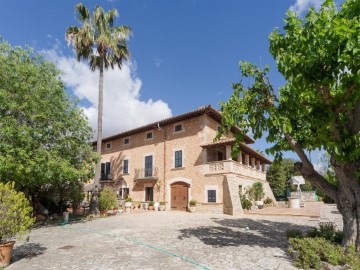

189,206,197,213
148,205,154,210
0,241,15,267
154,202,159,211
159,205,165,211
255,201,264,209
143,202,149,210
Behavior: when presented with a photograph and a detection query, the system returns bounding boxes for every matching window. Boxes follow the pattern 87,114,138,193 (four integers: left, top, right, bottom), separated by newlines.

119,188,129,200
145,187,154,201
101,162,111,180
208,190,216,203
217,151,224,161
146,132,153,139
123,159,129,174
175,150,182,168
144,155,153,177
174,124,183,132
106,142,112,149
124,138,130,145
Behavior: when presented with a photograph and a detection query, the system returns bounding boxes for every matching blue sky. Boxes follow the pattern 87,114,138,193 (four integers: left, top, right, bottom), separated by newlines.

0,0,332,164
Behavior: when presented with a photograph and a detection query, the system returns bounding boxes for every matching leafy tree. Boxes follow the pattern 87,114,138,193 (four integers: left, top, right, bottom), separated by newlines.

219,0,360,248
0,39,96,211
267,158,298,197
66,3,131,215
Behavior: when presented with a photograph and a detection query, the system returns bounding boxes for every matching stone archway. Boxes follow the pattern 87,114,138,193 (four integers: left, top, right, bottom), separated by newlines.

170,182,189,211
167,177,192,211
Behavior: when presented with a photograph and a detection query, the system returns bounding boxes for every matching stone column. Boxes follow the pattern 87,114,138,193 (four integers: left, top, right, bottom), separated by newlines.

226,145,232,160
245,154,250,166
251,157,256,168
256,160,261,170
262,163,266,172
237,151,242,164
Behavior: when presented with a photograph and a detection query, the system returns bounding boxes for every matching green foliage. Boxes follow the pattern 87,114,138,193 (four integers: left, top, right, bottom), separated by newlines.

0,182,35,244
148,201,154,207
0,39,97,201
240,196,252,210
267,158,299,197
286,229,304,239
306,222,343,244
66,4,131,72
159,201,166,206
286,222,359,269
264,197,273,205
289,237,344,269
218,0,360,197
189,199,197,207
247,182,265,201
124,196,133,202
98,187,118,211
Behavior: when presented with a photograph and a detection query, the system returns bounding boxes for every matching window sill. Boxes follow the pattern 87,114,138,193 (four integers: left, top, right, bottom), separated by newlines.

202,202,222,205
122,173,129,176
171,167,185,171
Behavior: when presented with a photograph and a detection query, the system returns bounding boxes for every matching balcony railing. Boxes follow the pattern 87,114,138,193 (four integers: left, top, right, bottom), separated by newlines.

134,167,158,180
203,160,266,181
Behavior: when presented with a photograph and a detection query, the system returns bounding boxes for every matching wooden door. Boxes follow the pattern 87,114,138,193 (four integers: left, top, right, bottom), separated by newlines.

171,182,188,211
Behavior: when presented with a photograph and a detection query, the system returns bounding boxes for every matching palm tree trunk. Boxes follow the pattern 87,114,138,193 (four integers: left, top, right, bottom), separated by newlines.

89,62,104,215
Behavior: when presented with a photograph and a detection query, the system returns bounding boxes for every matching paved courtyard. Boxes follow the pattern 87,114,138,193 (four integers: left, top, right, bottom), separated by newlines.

8,204,341,270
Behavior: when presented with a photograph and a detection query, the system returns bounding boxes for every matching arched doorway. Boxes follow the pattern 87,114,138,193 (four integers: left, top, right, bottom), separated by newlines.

170,182,189,211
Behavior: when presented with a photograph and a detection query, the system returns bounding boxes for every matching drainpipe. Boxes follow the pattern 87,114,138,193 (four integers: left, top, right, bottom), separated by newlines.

157,123,167,202
163,127,167,202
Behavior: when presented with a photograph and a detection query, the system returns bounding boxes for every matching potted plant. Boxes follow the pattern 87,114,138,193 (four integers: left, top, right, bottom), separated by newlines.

188,199,198,213
0,182,35,267
98,187,118,215
159,201,166,211
124,196,133,213
248,182,265,209
148,201,154,210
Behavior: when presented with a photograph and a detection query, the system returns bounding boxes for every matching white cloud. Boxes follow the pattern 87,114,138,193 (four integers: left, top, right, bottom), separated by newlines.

44,48,172,138
290,0,324,16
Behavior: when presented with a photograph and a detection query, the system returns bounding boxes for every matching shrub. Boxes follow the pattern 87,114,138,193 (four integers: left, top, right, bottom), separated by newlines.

240,196,252,210
264,197,273,205
286,229,303,239
124,196,133,202
159,201,166,206
98,187,118,211
247,182,265,201
189,199,197,207
305,222,343,244
149,201,154,207
0,182,35,244
289,237,344,269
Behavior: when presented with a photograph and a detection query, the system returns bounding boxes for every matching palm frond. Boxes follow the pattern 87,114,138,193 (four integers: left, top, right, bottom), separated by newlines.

76,3,90,22
106,9,119,27
65,26,79,46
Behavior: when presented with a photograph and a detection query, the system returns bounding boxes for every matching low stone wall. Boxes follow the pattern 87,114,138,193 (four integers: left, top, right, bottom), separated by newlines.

290,191,317,202
197,203,223,214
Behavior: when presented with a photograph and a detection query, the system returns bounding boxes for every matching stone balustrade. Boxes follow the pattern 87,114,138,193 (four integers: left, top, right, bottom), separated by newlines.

204,160,266,181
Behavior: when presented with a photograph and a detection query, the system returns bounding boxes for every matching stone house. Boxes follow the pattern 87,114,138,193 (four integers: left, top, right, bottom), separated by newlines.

91,105,276,215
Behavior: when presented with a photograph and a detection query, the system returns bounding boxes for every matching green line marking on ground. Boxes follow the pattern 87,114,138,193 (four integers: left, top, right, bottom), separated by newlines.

62,225,212,270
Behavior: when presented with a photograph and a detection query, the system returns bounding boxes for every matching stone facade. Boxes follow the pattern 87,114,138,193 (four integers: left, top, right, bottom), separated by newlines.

92,106,275,215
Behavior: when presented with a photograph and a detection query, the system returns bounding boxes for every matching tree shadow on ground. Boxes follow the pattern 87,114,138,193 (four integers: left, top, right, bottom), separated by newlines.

178,217,314,249
12,242,47,263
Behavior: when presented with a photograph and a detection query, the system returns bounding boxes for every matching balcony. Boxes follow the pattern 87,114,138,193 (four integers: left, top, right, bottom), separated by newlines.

134,167,159,181
203,160,266,181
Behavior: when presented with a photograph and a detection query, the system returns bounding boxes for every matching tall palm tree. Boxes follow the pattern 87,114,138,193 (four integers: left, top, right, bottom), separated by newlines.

66,3,131,214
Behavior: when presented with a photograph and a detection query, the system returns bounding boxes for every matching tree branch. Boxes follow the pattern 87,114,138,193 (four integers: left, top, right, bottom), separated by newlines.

351,96,360,133
285,134,338,200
